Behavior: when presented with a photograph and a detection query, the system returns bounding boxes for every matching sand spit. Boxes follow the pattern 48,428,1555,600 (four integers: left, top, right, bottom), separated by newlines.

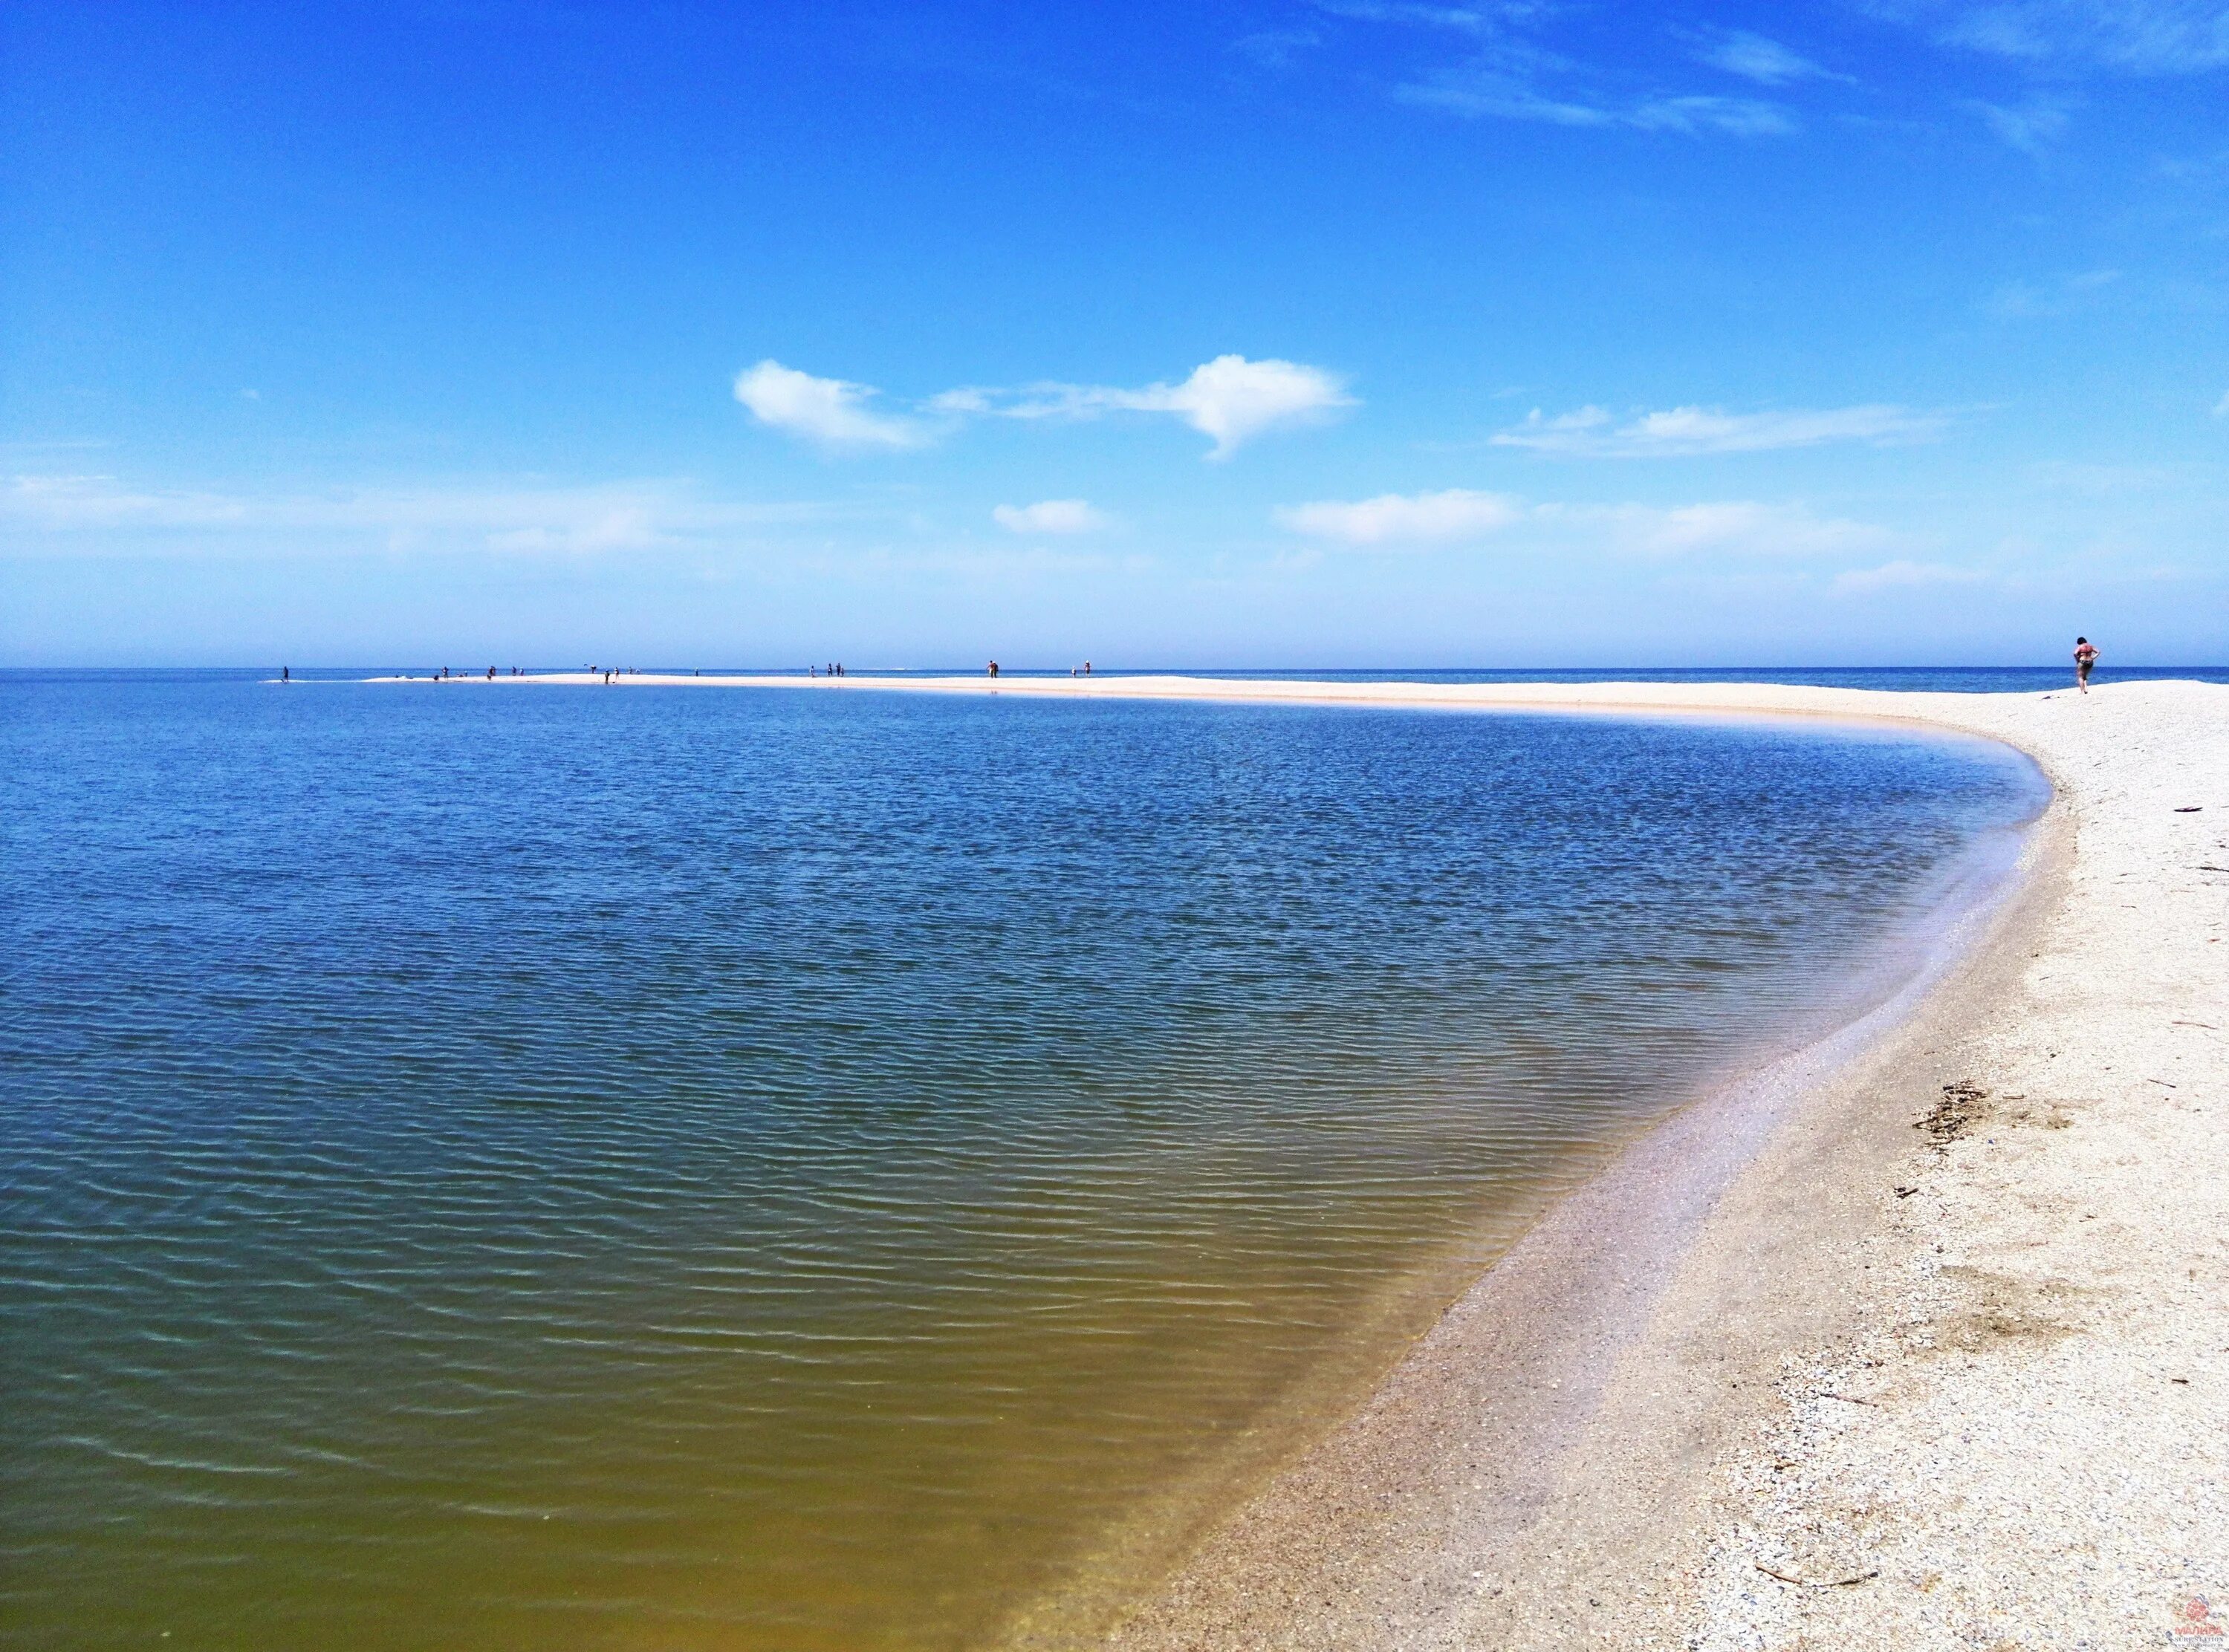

379,671,2228,1648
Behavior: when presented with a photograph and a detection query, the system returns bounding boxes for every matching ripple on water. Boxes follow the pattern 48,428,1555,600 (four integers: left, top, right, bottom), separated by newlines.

0,679,2043,1650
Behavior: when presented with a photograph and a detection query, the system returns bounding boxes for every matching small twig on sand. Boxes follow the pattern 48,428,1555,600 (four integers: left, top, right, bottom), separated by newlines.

1755,1563,1880,1588
2147,1077,2178,1088
2170,1021,2219,1030
1819,1392,1881,1407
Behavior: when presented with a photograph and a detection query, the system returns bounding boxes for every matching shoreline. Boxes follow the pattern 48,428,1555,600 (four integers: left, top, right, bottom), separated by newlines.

384,671,2228,1645
1074,680,2223,1651
995,738,2048,1652
1084,694,2077,1651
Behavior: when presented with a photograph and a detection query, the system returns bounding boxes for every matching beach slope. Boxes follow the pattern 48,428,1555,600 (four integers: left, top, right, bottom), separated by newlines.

1077,678,2225,1652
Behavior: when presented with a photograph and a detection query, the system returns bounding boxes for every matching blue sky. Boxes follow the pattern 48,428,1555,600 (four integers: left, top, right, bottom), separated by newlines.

3,0,2225,666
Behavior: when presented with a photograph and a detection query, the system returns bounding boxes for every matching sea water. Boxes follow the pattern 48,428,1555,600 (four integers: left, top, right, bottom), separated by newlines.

1,675,2045,1650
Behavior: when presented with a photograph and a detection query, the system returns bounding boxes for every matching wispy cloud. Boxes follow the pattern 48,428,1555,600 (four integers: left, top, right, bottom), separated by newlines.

992,498,1109,535
2,474,822,555
1274,487,1901,560
1984,267,2121,319
1326,2,1803,134
1886,0,2229,72
936,355,1353,459
1404,74,1797,134
2213,388,2229,416
733,360,928,449
1638,95,1797,136
1231,27,1321,69
7,473,256,531
1276,488,1522,545
484,509,661,553
1490,403,1947,457
1969,94,2072,152
1698,31,1840,85
1832,558,1987,594
1312,2,1506,32
1562,500,1900,558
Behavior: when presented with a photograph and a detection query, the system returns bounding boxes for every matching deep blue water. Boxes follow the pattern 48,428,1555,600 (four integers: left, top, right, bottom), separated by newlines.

1,675,2046,1651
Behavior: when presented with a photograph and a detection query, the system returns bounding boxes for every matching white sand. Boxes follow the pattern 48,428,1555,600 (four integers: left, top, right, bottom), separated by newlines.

377,669,2229,1647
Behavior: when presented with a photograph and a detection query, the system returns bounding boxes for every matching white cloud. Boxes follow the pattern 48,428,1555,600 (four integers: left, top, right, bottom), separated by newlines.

1276,487,1522,545
2213,389,2229,417
1833,559,1988,594
992,498,1108,535
1701,31,1836,84
742,354,1349,460
947,355,1352,458
732,360,926,449
1115,355,1352,458
1492,403,1945,457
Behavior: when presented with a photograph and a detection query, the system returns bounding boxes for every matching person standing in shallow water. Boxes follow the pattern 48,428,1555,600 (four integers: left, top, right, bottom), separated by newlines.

2074,637,2099,693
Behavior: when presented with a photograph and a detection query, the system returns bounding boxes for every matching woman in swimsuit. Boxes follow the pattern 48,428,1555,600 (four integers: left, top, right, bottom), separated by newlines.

2073,637,2098,692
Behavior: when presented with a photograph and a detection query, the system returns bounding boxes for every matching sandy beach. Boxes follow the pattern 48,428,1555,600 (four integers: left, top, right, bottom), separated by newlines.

383,671,2227,1647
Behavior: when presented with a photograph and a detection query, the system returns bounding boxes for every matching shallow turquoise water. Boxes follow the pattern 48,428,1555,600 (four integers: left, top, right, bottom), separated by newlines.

0,678,2044,1650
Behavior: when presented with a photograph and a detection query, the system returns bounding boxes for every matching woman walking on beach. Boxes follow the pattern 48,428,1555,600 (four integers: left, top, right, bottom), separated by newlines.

2074,637,2098,693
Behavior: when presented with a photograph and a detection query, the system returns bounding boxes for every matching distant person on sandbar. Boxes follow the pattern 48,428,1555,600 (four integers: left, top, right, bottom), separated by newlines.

281,666,289,682
2074,637,2098,693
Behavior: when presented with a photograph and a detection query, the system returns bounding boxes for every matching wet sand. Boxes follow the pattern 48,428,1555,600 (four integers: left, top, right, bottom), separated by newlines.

376,671,2229,1647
